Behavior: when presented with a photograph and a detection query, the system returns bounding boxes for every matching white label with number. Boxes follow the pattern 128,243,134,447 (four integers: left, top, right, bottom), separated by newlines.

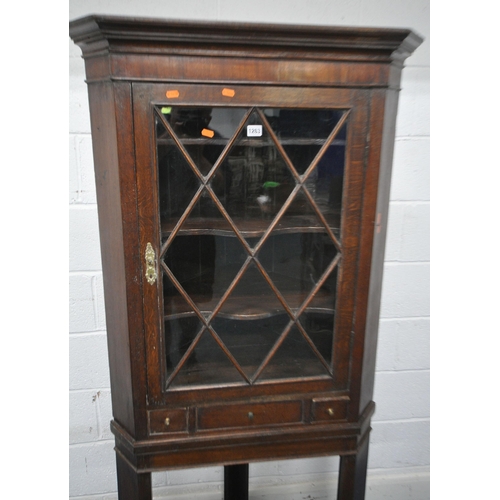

247,125,262,137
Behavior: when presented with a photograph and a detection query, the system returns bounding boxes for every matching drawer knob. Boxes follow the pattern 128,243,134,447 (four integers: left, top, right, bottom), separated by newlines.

327,408,335,416
164,417,170,426
248,412,254,420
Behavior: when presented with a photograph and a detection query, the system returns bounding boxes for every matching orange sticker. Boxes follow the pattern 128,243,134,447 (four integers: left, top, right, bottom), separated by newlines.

166,90,180,98
222,88,235,97
201,128,215,138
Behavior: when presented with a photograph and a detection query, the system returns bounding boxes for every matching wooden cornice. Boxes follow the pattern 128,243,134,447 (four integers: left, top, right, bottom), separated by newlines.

69,15,422,63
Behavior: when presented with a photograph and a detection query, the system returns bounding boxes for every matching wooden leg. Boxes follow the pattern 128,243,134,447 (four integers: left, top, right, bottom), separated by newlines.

337,434,370,500
224,463,249,500
116,450,152,500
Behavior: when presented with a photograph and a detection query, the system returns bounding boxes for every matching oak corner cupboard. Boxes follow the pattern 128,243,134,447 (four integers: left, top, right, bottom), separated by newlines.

69,15,422,500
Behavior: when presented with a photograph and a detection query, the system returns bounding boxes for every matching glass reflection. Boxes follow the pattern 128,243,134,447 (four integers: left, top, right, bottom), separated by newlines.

220,110,296,228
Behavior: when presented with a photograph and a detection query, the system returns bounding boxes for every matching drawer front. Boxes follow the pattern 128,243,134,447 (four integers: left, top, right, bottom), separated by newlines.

311,398,348,422
198,400,303,430
149,408,188,434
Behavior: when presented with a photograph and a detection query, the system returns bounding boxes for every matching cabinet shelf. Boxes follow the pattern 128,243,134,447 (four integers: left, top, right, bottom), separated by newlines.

157,136,346,147
164,295,334,321
168,360,332,388
161,213,341,239
164,267,335,321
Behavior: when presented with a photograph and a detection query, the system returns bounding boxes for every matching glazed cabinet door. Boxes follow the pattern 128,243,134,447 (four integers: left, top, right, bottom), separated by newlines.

132,84,370,409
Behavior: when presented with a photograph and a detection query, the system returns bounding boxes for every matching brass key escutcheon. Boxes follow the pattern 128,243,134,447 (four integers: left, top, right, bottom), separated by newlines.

145,242,157,285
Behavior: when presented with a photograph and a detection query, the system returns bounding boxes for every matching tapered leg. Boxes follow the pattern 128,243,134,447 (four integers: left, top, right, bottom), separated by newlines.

337,434,370,500
224,463,249,500
116,450,152,500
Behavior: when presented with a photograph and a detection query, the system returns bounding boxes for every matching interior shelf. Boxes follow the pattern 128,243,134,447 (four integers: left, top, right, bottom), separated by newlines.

161,213,341,239
156,136,346,147
164,296,334,321
168,361,333,388
163,273,335,321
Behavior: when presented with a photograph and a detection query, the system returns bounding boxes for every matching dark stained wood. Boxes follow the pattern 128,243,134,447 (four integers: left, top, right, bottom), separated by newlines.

112,81,150,439
224,464,249,500
158,381,345,406
69,15,421,52
348,87,402,419
311,397,349,422
360,88,402,414
337,430,370,500
86,81,136,436
148,407,189,434
331,95,371,390
116,450,152,500
70,15,422,500
197,400,303,430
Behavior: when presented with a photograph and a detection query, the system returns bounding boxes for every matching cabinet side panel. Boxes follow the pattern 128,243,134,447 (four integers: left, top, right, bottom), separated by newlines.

359,86,401,413
87,82,135,434
346,88,385,419
112,82,149,438
348,77,402,417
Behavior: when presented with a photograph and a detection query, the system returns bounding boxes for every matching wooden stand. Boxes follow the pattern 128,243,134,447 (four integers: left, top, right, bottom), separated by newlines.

338,433,371,500
224,464,249,500
115,451,152,500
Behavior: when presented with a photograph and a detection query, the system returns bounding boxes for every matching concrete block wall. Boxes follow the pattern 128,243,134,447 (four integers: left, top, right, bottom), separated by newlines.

69,0,429,497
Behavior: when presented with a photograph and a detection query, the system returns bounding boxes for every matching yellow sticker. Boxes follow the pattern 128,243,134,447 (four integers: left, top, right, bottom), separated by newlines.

166,90,180,98
161,107,172,114
222,88,235,97
201,128,215,138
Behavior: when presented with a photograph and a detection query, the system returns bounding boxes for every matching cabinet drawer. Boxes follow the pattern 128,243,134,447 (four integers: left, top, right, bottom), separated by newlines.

149,408,188,434
198,401,303,430
310,398,348,422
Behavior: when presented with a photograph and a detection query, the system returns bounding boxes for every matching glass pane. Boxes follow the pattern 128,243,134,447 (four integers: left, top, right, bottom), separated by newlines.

263,108,345,174
162,271,204,381
302,265,338,314
170,330,246,388
311,144,345,221
213,315,290,379
161,106,248,172
217,110,296,244
298,312,334,367
164,315,203,381
263,108,346,235
156,105,346,388
166,188,231,241
217,261,284,319
164,233,248,315
257,233,308,310
297,264,338,367
257,225,338,309
259,326,330,381
157,116,200,228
